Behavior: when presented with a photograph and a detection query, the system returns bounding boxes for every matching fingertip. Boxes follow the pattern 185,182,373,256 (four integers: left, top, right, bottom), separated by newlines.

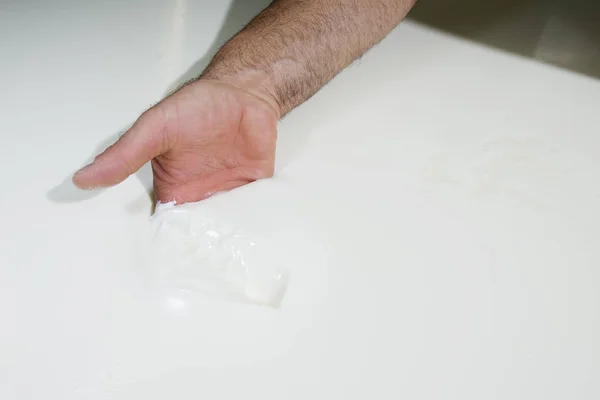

72,162,112,190
72,165,93,189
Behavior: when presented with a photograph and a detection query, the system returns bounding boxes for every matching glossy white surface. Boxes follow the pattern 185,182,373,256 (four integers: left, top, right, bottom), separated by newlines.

2,1,600,399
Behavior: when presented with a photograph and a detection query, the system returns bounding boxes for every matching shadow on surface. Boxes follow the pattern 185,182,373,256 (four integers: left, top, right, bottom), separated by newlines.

46,128,153,208
164,0,272,95
408,0,600,79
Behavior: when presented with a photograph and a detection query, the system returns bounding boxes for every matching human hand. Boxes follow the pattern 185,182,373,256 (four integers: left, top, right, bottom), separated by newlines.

72,79,280,204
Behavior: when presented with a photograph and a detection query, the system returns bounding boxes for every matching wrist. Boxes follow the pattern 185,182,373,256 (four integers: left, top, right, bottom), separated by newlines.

200,68,283,119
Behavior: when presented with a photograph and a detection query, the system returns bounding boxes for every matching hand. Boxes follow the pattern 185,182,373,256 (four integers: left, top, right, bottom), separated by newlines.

73,79,280,204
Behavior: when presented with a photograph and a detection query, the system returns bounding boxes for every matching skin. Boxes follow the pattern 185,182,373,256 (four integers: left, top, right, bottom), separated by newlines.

73,0,417,204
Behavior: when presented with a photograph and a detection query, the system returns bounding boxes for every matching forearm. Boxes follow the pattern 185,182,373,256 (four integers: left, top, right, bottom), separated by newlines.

200,0,416,117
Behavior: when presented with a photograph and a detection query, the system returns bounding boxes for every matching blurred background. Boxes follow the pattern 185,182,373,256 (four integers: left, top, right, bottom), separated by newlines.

408,0,600,79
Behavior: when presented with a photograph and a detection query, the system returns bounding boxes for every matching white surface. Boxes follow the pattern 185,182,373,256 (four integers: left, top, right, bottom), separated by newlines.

2,1,600,399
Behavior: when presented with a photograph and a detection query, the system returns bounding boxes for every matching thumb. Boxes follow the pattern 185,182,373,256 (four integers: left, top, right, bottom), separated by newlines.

73,108,168,190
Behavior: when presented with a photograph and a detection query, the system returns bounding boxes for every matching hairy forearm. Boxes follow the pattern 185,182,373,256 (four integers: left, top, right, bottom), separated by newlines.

200,0,416,117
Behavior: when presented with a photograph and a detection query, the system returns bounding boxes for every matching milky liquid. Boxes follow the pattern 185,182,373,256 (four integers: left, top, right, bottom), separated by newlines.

147,202,289,308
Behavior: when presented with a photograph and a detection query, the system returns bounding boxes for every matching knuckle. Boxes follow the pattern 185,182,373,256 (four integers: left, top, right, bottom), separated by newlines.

261,163,275,178
139,105,171,151
114,151,137,176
